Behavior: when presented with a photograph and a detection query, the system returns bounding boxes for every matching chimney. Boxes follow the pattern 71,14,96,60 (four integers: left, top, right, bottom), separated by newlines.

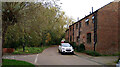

90,12,91,14
92,7,93,13
77,17,79,21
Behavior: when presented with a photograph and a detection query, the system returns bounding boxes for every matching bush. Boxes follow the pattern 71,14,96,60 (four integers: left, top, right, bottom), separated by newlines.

69,42,77,49
83,50,101,56
13,46,49,54
116,59,119,63
76,43,85,52
64,40,69,43
4,41,20,49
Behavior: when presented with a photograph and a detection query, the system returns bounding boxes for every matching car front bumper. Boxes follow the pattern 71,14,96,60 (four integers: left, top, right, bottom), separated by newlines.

61,49,74,53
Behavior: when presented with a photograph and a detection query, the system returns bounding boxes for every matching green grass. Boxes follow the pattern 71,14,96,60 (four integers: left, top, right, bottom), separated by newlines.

82,50,101,56
75,50,101,56
2,59,35,67
75,49,119,57
102,54,119,56
100,52,120,56
115,59,119,63
12,46,49,55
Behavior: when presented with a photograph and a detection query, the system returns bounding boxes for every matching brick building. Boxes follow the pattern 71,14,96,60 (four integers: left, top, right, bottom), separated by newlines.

65,1,120,54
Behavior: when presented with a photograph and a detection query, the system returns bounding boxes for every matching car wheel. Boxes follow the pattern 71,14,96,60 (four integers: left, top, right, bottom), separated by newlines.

58,49,60,53
71,52,74,55
61,52,64,55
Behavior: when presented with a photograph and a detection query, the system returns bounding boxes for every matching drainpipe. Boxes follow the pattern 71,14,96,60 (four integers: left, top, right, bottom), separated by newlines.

94,12,97,51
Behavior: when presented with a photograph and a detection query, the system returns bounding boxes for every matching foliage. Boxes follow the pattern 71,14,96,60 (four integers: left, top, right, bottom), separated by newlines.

64,40,69,43
2,59,35,67
69,42,77,49
2,2,27,45
3,2,70,48
82,50,101,56
13,46,49,54
76,43,85,52
116,59,119,63
102,53,120,56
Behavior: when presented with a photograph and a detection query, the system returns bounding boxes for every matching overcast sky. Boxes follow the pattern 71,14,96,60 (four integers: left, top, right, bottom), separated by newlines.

59,0,114,22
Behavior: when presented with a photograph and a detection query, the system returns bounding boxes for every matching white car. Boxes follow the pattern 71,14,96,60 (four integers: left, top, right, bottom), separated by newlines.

58,43,74,54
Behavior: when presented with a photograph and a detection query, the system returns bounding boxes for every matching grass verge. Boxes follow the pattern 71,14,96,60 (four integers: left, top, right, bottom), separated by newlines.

2,59,35,67
12,46,49,55
115,59,119,63
81,50,101,56
75,50,119,56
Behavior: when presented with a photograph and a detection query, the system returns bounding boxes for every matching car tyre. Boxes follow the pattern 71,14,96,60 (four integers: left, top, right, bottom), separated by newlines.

71,52,74,55
61,52,64,55
58,49,61,53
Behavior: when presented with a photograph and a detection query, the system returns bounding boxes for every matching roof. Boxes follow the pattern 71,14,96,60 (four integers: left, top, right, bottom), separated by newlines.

69,1,113,27
114,0,120,2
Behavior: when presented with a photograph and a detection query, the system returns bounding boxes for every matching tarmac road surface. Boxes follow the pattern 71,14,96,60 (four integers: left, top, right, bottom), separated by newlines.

3,46,102,65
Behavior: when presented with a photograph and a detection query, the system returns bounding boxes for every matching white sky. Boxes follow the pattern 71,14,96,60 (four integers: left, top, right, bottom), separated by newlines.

59,0,114,22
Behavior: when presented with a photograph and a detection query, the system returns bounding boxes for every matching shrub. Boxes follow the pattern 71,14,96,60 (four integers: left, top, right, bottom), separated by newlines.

84,50,101,56
64,40,69,43
4,41,20,49
69,42,77,49
76,43,85,52
116,59,119,63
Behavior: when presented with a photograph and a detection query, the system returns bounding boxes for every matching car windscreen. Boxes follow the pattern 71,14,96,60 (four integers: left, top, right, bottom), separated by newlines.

61,43,71,47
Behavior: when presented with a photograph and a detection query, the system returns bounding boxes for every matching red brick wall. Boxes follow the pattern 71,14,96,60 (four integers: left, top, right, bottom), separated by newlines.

80,14,95,51
65,1,119,55
96,2,119,54
65,30,69,41
69,25,74,42
74,23,79,45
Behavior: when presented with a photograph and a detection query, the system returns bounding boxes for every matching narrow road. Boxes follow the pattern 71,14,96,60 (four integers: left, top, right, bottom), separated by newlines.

35,46,100,65
3,46,102,65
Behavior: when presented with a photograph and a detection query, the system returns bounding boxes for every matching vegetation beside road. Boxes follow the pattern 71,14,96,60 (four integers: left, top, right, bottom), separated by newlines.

12,46,49,55
115,59,119,63
77,49,119,56
2,59,35,67
3,1,73,52
80,50,101,56
68,41,119,56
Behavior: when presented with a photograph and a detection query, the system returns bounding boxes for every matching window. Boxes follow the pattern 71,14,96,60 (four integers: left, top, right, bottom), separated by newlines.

79,31,81,35
85,19,89,25
77,36,79,42
70,27,71,31
92,16,94,19
76,24,78,29
87,33,91,43
79,22,81,28
92,19,95,23
92,16,95,23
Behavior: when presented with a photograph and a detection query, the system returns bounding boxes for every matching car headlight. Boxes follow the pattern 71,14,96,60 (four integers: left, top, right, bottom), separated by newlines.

71,47,74,50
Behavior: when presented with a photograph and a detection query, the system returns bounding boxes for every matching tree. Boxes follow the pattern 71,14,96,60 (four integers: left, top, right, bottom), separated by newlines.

2,2,26,46
3,1,71,49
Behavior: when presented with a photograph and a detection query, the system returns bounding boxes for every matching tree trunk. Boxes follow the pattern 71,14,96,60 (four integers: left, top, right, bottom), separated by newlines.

2,24,8,56
2,25,8,46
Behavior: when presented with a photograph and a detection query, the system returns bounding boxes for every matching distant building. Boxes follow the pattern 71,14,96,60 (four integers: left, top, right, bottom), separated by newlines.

65,1,120,54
